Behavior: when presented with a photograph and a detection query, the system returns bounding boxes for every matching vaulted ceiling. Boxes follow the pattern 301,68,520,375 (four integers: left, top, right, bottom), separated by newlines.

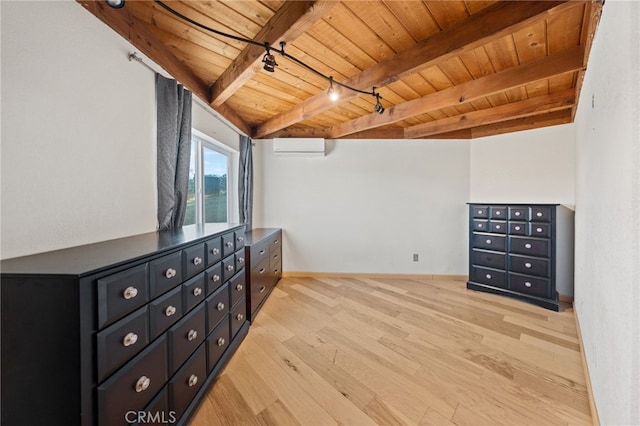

79,0,603,140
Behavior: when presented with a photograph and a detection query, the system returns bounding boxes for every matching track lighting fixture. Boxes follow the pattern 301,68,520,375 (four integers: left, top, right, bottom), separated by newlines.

105,0,125,9
262,43,278,73
327,77,339,102
374,91,385,115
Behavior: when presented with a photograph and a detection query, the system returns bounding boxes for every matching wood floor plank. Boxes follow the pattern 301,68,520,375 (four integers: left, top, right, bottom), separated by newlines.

188,277,593,426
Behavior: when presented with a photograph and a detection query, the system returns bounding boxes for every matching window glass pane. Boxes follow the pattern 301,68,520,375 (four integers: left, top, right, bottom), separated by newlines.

184,141,197,226
203,146,227,223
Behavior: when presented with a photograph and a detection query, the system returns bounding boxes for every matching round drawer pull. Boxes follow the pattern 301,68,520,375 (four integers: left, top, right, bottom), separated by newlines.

525,243,532,249
212,274,220,282
164,268,177,279
515,226,521,231
259,249,265,255
187,329,198,341
259,286,266,293
525,282,532,288
495,225,501,230
193,287,203,297
225,241,233,248
123,332,138,347
477,224,483,228
236,284,243,291
165,305,177,317
135,376,150,393
193,257,202,266
237,236,244,242
496,211,501,215
478,210,484,214
486,239,492,244
188,374,198,387
536,212,543,217
212,247,220,255
259,268,266,274
217,337,226,347
486,274,492,279
123,286,138,300
236,313,244,321
226,265,234,272
515,211,521,216
238,257,245,263
217,302,225,311
536,227,543,233
525,262,532,268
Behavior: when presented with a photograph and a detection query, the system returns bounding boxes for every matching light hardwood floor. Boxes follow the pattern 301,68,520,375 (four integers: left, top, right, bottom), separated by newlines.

190,277,592,425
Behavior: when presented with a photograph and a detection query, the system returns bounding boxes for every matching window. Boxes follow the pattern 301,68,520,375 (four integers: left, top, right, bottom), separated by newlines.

184,130,237,226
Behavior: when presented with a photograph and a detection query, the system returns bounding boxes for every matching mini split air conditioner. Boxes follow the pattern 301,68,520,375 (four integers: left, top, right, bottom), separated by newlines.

273,138,325,157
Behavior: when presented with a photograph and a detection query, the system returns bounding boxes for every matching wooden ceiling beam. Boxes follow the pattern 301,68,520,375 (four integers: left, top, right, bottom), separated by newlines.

326,46,585,139
252,0,574,139
405,90,576,139
77,0,252,135
468,109,574,139
209,1,336,109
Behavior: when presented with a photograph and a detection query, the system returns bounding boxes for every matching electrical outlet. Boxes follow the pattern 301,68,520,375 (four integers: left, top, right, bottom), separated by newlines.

413,253,419,262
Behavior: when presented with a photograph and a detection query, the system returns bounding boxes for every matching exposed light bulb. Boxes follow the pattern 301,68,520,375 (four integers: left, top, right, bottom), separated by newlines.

105,0,125,9
328,87,339,102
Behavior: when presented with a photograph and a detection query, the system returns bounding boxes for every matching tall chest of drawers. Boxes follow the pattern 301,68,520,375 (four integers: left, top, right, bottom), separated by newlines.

467,204,574,311
1,224,249,426
244,228,282,322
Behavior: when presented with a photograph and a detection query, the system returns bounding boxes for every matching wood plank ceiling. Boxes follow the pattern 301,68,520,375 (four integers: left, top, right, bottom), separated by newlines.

79,0,603,140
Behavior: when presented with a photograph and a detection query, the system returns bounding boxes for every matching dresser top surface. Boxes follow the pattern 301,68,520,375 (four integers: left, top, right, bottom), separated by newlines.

1,223,244,277
244,228,282,246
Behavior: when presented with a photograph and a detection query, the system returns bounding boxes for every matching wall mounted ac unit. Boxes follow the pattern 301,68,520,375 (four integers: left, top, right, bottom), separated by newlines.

273,138,325,157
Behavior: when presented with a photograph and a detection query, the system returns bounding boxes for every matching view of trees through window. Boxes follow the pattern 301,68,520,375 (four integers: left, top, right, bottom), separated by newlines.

184,137,228,225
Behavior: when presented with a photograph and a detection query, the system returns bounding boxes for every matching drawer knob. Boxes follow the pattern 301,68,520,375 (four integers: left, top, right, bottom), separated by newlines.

525,282,532,288
515,211,521,216
478,210,484,214
123,332,138,347
515,226,521,231
478,224,483,228
225,241,233,248
123,286,138,300
212,247,220,255
193,287,203,297
217,302,225,311
236,284,243,291
259,268,266,274
187,329,198,341
536,227,543,233
486,274,492,279
496,211,501,215
238,257,245,263
213,274,220,282
495,225,501,230
165,305,177,317
259,286,266,293
259,249,265,255
188,374,198,387
237,236,244,242
226,265,234,272
525,262,532,268
274,239,279,245
236,313,244,321
536,212,543,217
486,239,492,244
193,257,202,266
525,243,532,249
217,337,226,347
164,268,177,279
135,376,150,393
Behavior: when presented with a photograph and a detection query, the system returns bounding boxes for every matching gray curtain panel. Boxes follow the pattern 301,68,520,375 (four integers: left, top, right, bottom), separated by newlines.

156,74,192,230
238,135,253,231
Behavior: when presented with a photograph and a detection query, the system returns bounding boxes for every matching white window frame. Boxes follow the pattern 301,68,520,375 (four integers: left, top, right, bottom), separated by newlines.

190,129,239,225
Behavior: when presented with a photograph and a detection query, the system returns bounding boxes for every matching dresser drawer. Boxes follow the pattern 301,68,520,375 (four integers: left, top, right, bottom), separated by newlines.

97,263,149,329
169,345,207,420
488,221,507,234
205,262,223,295
206,316,230,373
509,207,528,220
222,255,236,282
250,276,270,314
529,222,551,238
531,206,552,222
510,255,550,277
230,270,246,308
272,259,282,280
182,243,205,280
97,306,149,383
230,299,247,338
269,232,282,254
472,249,506,270
182,273,206,313
472,206,489,218
149,286,183,340
472,233,506,251
509,222,527,235
235,230,245,250
150,251,183,298
510,273,550,298
250,239,270,262
97,335,168,426
472,219,488,232
205,236,222,266
270,248,281,269
510,237,550,258
235,249,246,272
489,206,507,219
167,303,206,375
206,283,229,334
471,266,507,288
134,386,170,426
222,232,235,258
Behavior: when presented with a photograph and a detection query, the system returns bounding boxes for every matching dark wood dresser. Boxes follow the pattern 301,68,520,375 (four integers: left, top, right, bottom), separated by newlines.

467,204,574,311
244,228,282,322
1,224,249,426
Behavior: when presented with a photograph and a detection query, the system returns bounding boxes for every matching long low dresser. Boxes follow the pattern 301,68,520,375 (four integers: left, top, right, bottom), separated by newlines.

244,228,282,322
1,224,249,426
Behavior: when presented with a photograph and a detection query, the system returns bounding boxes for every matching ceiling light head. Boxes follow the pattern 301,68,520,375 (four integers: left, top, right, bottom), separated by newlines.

105,0,125,9
374,92,385,115
327,77,339,102
262,43,278,73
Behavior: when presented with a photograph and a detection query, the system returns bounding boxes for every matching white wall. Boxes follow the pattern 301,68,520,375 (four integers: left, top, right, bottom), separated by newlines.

573,2,640,424
0,1,239,260
469,124,575,207
253,139,470,275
